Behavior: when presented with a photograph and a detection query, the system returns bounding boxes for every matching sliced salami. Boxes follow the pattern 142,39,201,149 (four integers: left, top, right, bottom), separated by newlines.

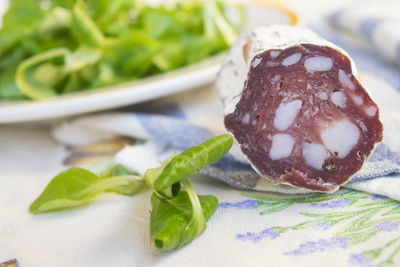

217,25,383,192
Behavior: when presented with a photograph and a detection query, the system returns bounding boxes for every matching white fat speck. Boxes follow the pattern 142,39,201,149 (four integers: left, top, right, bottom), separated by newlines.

252,119,257,126
320,120,360,158
302,143,328,170
273,100,302,130
270,50,281,58
317,91,328,100
262,124,267,130
282,53,302,66
304,56,333,71
266,61,279,67
338,69,355,90
242,113,250,124
269,134,294,160
365,106,377,117
330,91,347,108
358,120,368,132
306,83,312,90
352,95,363,105
252,57,262,68
271,74,281,83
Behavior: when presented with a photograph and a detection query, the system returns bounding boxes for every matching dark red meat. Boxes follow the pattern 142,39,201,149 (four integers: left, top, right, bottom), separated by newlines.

225,44,383,191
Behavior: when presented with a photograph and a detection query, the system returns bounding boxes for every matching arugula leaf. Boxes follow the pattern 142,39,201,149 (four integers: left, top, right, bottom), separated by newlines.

30,167,143,214
150,190,218,251
153,134,233,198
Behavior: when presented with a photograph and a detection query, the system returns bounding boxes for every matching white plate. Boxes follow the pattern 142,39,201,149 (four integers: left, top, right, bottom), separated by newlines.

0,1,297,124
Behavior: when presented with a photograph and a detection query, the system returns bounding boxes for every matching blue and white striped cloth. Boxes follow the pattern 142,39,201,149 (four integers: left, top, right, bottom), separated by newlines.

52,90,400,199
330,0,400,68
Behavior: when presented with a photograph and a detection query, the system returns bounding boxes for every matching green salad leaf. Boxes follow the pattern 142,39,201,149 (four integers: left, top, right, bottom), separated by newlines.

71,0,105,47
15,48,68,99
30,166,143,214
0,0,244,101
100,164,146,196
30,134,233,250
0,0,45,54
150,189,218,251
153,134,233,198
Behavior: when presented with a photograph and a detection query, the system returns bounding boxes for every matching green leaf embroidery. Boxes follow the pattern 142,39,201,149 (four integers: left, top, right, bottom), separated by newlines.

245,190,400,266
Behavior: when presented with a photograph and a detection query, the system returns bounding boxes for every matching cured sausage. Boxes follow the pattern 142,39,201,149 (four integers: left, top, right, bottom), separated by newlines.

217,25,383,192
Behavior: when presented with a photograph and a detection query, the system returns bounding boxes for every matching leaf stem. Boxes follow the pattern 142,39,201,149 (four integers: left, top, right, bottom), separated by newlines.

16,48,70,99
76,176,136,196
205,0,238,45
182,179,205,237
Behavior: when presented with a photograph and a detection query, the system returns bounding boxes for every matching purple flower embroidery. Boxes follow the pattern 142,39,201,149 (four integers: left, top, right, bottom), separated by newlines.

374,221,399,232
284,237,348,255
219,199,258,209
312,222,331,231
311,199,351,209
371,194,387,201
236,228,279,242
349,253,375,267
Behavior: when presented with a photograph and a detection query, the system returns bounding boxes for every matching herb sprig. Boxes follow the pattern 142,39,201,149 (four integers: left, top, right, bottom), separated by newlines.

30,134,233,250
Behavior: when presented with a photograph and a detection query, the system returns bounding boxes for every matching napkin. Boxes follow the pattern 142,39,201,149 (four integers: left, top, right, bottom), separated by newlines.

52,75,400,200
330,0,400,68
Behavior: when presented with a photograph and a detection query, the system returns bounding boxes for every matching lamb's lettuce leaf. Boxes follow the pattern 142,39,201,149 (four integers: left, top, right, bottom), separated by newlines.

0,0,244,100
30,134,233,251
